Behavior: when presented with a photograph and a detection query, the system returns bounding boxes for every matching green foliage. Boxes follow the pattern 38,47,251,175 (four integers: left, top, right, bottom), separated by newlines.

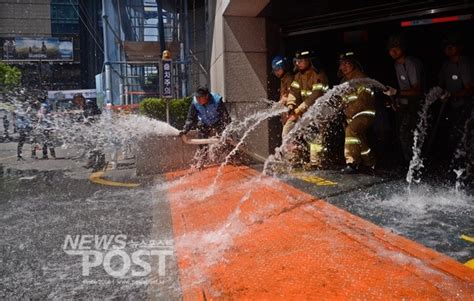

0,62,21,90
139,97,167,120
139,97,192,129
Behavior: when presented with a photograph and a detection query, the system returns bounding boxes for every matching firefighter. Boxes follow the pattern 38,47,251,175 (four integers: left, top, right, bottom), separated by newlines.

271,55,293,106
284,50,329,134
283,50,329,167
338,52,376,173
272,55,294,147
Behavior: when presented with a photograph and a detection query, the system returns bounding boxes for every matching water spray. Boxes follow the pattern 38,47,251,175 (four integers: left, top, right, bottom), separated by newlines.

406,86,444,185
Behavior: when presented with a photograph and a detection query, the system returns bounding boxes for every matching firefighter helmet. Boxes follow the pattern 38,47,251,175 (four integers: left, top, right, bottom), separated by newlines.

271,56,286,71
339,51,363,71
295,50,314,60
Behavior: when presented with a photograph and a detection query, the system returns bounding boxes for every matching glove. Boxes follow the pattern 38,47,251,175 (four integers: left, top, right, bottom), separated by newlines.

383,86,398,97
287,114,298,122
287,104,296,114
279,95,288,106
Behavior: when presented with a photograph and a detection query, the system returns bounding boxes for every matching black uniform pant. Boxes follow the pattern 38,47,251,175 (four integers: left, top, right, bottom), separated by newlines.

3,116,9,138
395,101,420,163
41,129,56,158
197,121,226,139
17,128,29,157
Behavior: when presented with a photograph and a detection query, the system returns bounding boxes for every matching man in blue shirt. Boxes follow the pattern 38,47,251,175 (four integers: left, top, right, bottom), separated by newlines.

180,86,231,138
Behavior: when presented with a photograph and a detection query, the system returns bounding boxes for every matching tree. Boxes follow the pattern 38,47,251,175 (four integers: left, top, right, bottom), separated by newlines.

0,62,21,90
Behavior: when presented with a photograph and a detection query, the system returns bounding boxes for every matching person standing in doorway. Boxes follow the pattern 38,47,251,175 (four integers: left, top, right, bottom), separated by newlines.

436,34,473,157
383,34,425,166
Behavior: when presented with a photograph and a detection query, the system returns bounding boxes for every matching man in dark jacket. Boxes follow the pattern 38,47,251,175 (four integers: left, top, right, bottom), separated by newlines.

73,93,105,170
180,86,231,138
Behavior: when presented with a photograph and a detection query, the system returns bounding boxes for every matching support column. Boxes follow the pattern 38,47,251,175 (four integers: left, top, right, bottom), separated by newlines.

102,0,113,105
210,0,271,158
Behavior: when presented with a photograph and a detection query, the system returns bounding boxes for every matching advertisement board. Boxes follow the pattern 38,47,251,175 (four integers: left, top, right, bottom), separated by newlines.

2,37,73,61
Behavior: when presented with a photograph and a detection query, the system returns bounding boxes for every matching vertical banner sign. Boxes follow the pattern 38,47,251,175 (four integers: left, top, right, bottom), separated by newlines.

162,59,173,123
162,59,173,98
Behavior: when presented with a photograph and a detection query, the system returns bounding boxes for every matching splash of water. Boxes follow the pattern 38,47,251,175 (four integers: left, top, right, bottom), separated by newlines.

217,79,387,232
452,109,474,191
453,169,464,194
2,89,179,160
264,78,386,174
203,102,287,196
406,86,444,185
198,79,389,259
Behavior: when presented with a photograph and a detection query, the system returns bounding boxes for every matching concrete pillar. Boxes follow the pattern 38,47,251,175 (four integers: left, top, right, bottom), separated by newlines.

136,135,198,175
210,0,271,158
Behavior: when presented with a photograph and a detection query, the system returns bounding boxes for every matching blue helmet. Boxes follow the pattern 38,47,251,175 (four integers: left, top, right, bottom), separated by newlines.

271,56,286,71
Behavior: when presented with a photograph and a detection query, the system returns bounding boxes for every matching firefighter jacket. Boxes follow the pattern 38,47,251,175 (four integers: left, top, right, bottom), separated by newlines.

341,69,376,167
287,68,328,116
341,69,375,120
280,72,294,99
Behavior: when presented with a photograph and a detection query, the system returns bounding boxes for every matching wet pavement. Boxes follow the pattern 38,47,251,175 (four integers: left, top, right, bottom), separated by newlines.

0,143,181,299
0,141,473,299
165,165,474,299
280,168,474,263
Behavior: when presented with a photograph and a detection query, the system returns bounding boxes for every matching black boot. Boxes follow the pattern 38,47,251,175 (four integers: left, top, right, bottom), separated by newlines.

92,153,106,171
341,164,359,174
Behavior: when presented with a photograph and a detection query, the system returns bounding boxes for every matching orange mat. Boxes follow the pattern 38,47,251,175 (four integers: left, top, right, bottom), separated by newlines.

165,165,474,300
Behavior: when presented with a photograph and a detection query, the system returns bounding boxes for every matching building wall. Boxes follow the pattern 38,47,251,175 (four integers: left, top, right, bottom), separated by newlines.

209,0,225,96
0,0,51,37
0,0,98,91
189,5,208,88
210,0,272,158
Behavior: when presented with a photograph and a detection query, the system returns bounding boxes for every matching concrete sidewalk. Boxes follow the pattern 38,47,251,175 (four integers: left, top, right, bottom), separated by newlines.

0,142,92,179
0,141,141,184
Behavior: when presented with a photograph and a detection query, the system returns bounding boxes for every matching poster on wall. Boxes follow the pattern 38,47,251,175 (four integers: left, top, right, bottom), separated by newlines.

2,37,73,61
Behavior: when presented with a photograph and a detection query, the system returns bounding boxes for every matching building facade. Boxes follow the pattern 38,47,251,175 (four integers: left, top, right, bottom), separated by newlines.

0,0,102,91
